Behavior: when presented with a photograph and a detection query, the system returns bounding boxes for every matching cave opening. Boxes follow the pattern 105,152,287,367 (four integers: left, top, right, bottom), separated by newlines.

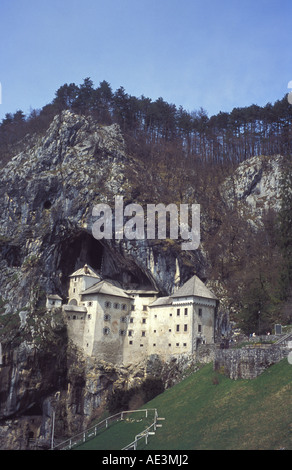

57,230,156,294
58,231,103,291
43,200,52,210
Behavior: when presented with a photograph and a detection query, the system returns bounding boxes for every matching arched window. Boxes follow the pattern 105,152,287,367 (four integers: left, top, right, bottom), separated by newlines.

69,299,78,306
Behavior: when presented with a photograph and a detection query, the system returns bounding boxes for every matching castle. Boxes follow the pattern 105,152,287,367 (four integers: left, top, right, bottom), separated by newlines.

47,264,218,365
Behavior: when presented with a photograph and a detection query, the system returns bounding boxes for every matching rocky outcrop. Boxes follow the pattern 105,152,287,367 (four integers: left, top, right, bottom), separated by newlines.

0,109,286,449
0,111,206,449
220,154,284,219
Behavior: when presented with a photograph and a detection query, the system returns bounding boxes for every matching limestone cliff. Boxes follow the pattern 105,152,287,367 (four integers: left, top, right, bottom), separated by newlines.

0,110,285,449
0,111,204,449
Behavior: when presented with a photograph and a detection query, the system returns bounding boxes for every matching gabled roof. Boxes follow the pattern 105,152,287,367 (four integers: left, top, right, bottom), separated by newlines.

172,275,217,300
69,264,101,279
47,294,62,300
81,279,130,299
149,296,173,307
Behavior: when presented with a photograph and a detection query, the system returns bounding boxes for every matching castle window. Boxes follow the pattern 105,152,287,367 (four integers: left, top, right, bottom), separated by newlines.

199,308,202,317
114,303,120,309
122,304,127,311
183,343,187,347
169,328,172,332
88,301,93,307
119,330,126,336
142,318,147,324
105,301,111,308
128,330,133,337
143,305,147,311
131,305,135,311
141,331,146,337
129,317,134,323
154,329,157,333
184,324,188,332
73,315,76,320
103,327,110,335
198,324,202,333
104,314,111,322
169,313,172,317
177,309,180,316
176,343,179,347
176,324,180,332
129,340,133,345
153,344,156,347
88,314,91,320
120,316,127,323
168,344,171,347
184,308,188,316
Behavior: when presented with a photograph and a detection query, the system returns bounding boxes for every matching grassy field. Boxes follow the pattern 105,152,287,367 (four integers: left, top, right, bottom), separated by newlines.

75,359,292,451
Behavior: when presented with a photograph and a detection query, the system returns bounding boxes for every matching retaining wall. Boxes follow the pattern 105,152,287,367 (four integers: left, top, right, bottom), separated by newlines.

214,346,289,380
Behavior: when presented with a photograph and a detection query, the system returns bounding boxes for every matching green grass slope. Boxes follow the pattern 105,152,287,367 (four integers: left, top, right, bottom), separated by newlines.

76,359,292,451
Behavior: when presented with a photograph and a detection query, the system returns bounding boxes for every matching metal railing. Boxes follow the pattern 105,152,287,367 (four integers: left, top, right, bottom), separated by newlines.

122,409,165,450
52,408,160,450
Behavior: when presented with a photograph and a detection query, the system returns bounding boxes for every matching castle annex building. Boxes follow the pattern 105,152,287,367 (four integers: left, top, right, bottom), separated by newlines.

48,265,218,365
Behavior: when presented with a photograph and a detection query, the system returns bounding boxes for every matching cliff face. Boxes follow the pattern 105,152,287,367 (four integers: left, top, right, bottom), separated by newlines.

220,154,283,218
0,111,204,448
0,110,285,449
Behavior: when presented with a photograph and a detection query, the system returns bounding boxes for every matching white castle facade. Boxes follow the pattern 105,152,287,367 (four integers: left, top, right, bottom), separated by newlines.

47,264,218,365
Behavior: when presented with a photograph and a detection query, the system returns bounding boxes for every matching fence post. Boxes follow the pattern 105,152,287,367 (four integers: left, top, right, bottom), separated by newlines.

146,409,148,418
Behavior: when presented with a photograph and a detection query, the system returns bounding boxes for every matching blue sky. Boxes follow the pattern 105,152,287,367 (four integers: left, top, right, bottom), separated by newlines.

0,0,291,121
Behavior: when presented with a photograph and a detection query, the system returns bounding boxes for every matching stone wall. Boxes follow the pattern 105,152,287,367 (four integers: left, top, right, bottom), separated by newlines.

214,346,289,380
